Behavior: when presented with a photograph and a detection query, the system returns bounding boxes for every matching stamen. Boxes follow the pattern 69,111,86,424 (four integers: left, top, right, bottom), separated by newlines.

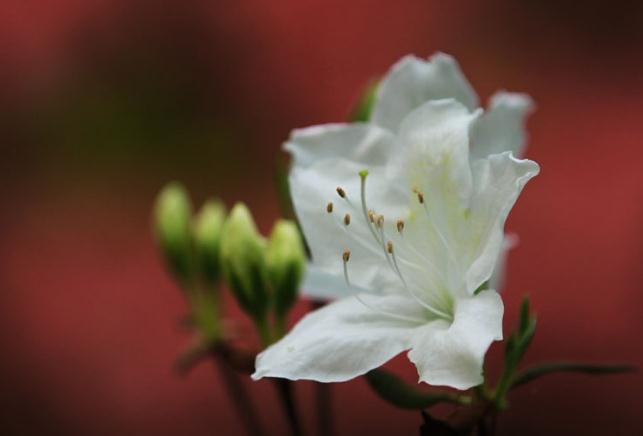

336,187,346,198
326,202,334,213
344,213,351,226
376,215,385,229
396,219,405,233
420,198,459,271
359,171,383,246
386,240,393,254
342,250,425,324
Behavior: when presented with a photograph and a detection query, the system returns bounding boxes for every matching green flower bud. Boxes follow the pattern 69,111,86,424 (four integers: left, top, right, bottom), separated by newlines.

266,220,305,318
194,199,226,287
153,182,194,284
349,80,379,122
220,203,269,321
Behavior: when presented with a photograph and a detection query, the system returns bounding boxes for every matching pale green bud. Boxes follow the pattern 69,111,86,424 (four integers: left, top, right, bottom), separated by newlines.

220,203,269,321
266,220,305,318
153,182,194,284
194,199,226,287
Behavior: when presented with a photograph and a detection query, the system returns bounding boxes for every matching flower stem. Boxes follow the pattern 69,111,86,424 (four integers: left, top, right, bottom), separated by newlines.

311,300,333,436
273,378,303,436
212,353,265,436
314,382,333,436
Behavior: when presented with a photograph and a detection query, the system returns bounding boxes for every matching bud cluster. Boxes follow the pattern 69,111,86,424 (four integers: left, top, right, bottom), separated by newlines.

153,182,306,346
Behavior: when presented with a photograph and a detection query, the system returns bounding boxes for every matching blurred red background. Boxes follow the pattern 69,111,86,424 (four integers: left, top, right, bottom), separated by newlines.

1,1,642,435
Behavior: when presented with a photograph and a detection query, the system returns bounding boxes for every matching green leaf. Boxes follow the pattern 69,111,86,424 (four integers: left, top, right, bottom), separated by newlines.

518,296,531,335
511,362,636,390
349,80,379,122
473,281,489,295
364,369,468,410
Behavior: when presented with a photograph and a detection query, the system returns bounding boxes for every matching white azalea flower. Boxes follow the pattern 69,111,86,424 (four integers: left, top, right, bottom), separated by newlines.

253,97,539,389
303,53,534,299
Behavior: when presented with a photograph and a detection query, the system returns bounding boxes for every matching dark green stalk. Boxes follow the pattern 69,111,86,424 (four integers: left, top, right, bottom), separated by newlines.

273,378,303,436
213,355,264,436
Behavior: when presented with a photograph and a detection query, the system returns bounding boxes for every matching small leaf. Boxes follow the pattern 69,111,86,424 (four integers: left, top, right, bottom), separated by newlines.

474,281,489,295
365,369,468,410
349,80,379,122
518,296,531,335
511,362,636,390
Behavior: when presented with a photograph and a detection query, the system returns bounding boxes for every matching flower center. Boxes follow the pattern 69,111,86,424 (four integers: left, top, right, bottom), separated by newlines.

326,170,454,323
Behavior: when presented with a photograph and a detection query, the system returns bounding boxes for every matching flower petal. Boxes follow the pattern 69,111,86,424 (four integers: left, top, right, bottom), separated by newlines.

488,233,519,293
372,53,479,132
397,99,480,203
300,264,363,300
284,123,396,169
388,99,481,296
408,290,503,390
286,124,411,295
464,152,539,293
471,92,534,160
252,294,424,382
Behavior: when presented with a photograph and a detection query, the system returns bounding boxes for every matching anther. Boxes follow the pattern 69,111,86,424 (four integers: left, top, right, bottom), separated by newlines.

396,219,405,233
336,187,346,198
342,249,351,263
344,213,351,226
376,215,385,228
386,240,394,254
368,210,375,223
326,202,334,213
417,191,425,204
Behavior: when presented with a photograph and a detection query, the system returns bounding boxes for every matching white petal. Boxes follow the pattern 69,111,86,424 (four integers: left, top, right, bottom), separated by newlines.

390,99,481,296
286,124,411,295
408,290,503,390
464,153,539,293
398,99,480,202
471,92,534,160
372,53,479,132
488,233,519,293
300,264,365,300
284,123,396,169
252,294,424,382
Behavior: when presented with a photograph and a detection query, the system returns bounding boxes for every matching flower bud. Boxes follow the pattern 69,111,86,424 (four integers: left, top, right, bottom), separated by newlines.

194,199,226,287
153,182,194,284
265,220,305,318
220,203,269,321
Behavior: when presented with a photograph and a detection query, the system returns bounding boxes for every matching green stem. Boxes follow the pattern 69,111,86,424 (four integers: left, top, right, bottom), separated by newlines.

273,314,288,340
213,354,264,436
494,361,516,408
273,378,303,436
255,315,273,346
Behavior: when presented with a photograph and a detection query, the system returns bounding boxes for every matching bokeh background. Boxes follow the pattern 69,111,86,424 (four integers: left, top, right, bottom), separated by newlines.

1,1,642,435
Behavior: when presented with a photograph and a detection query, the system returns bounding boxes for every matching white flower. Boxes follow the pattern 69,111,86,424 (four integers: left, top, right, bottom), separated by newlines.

304,53,534,299
252,55,539,390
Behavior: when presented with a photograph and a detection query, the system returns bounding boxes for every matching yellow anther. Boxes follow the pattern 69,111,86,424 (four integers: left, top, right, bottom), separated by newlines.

386,240,394,254
343,249,351,262
396,220,405,233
